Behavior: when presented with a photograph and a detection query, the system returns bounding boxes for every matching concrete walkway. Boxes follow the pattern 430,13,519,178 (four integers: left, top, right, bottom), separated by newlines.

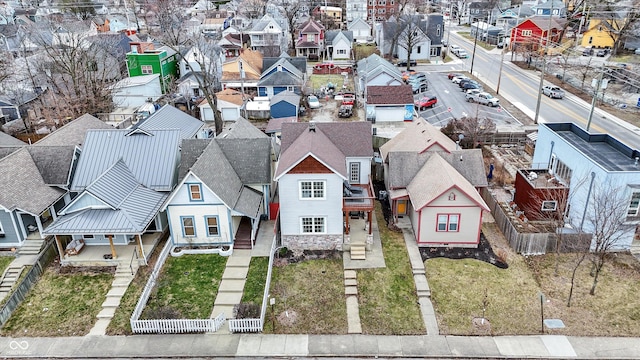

0,240,42,302
89,261,139,335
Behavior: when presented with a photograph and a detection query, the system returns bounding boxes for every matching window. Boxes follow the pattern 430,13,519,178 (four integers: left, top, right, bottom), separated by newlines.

417,45,422,54
437,214,460,232
0,220,3,234
550,157,572,184
181,216,196,237
522,30,532,37
300,181,325,199
337,49,347,55
189,184,202,201
437,25,441,36
141,65,153,74
378,8,385,13
205,216,220,236
541,201,557,212
628,192,640,216
349,162,360,183
588,36,593,44
88,60,97,71
301,217,325,233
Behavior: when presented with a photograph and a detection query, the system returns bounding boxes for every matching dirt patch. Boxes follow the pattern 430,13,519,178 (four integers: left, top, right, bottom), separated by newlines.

420,232,509,269
57,264,116,275
273,249,342,267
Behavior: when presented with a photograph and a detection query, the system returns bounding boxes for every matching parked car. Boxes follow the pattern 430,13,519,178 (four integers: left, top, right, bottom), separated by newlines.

414,96,437,110
307,95,320,108
467,92,500,107
461,82,482,92
542,85,565,99
342,93,356,106
452,75,469,84
411,81,429,94
465,89,482,100
338,104,353,118
449,44,461,55
402,70,417,81
457,50,469,58
582,47,594,56
448,72,464,80
596,49,607,57
408,73,427,83
397,59,417,67
635,48,640,55
442,39,448,47
458,79,478,88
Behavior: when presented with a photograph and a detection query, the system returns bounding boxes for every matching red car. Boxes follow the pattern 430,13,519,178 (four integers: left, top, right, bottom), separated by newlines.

414,96,437,110
447,72,464,80
342,93,356,106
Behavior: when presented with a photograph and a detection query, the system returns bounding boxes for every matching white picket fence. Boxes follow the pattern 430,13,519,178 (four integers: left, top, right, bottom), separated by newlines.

130,240,226,334
228,235,277,333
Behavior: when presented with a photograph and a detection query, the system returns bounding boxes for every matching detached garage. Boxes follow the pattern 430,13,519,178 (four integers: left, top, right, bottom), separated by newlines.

366,85,414,122
270,91,300,119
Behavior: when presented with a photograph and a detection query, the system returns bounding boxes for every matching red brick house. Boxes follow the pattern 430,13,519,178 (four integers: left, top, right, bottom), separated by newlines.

368,0,400,22
510,16,565,53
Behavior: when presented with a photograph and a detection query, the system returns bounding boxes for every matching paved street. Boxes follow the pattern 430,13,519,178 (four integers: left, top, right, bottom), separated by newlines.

441,31,640,148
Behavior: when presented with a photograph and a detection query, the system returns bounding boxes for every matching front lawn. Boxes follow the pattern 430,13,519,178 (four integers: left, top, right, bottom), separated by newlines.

265,256,347,334
241,257,269,304
0,265,113,337
141,254,227,319
0,256,13,276
358,204,425,334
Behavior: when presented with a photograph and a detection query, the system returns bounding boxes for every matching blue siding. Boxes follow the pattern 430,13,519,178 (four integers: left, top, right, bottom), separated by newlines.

273,86,286,95
270,101,296,119
0,210,20,245
258,87,267,96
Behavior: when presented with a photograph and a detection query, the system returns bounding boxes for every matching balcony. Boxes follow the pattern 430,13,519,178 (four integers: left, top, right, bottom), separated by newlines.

342,177,375,212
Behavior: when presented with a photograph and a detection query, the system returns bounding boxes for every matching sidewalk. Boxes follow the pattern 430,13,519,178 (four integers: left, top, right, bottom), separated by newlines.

3,333,640,358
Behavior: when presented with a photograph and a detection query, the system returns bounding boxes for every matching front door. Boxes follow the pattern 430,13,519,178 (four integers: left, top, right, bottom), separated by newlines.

397,200,407,215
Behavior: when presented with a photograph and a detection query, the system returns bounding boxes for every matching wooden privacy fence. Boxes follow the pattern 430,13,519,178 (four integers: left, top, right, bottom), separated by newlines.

130,241,226,333
228,234,277,333
0,239,56,326
481,188,591,254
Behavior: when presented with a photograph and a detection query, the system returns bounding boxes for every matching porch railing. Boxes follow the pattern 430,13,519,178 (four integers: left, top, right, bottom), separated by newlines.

228,233,277,333
130,240,226,333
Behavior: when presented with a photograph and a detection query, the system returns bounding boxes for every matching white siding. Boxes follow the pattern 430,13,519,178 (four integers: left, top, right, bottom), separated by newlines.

171,174,224,206
346,156,371,185
279,173,344,235
374,106,405,122
167,204,232,245
332,37,352,60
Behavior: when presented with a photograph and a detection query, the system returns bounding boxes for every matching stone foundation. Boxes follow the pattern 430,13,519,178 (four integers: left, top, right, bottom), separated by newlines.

282,234,343,251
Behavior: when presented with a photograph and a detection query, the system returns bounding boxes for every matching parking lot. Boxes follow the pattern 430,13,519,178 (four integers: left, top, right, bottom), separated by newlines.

412,72,522,128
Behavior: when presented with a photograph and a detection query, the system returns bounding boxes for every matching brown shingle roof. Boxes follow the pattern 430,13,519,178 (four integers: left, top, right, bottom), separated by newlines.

216,88,244,106
366,85,414,105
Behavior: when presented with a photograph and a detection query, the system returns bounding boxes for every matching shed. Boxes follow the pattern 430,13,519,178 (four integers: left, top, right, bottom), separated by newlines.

270,91,300,119
244,96,271,120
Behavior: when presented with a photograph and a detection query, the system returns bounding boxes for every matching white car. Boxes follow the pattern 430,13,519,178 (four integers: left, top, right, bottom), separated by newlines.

307,95,320,109
457,50,469,59
452,76,469,84
449,44,461,54
468,92,500,107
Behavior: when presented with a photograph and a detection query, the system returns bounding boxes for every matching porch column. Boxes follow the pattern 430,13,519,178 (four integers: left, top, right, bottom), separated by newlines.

345,213,350,235
50,205,57,220
368,210,373,235
137,234,146,264
107,235,117,259
35,217,43,236
54,235,64,259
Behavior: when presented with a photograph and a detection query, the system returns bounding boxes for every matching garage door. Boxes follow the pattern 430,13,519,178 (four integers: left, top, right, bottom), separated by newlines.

221,107,238,121
375,107,403,122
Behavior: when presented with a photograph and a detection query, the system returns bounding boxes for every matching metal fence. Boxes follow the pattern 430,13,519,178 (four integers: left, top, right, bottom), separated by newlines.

0,240,56,326
228,234,277,333
130,241,226,334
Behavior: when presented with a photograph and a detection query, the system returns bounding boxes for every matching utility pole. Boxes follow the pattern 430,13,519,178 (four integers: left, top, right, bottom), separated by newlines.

586,66,604,131
496,46,506,94
533,3,554,124
470,19,479,74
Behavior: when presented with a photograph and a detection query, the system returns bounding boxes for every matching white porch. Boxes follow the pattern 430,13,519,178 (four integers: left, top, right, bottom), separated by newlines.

57,232,164,267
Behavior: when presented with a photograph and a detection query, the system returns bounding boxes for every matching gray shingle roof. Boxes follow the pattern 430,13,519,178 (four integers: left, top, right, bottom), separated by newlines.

0,131,27,146
178,139,212,182
380,118,457,161
71,128,182,192
0,147,65,215
27,146,75,186
137,104,204,139
270,90,300,106
0,147,21,160
218,138,272,184
223,117,268,139
258,70,303,87
263,57,307,74
35,114,113,147
44,163,168,235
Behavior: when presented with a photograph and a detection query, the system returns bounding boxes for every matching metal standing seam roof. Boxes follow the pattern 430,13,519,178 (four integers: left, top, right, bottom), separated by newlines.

45,159,168,235
380,119,457,161
275,125,348,179
137,105,204,139
34,114,113,147
71,128,182,192
0,147,65,215
406,153,489,212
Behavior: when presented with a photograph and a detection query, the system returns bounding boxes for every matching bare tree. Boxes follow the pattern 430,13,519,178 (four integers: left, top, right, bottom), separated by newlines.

241,0,267,19
443,116,496,149
279,0,304,51
587,181,635,295
396,15,426,71
151,0,225,134
595,2,640,55
576,56,594,89
60,0,96,20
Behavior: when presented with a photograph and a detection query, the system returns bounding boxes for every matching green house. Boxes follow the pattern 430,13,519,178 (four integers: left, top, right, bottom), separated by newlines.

126,46,179,94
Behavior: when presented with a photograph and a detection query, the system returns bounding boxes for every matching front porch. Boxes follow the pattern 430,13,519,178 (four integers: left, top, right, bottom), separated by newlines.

58,232,164,267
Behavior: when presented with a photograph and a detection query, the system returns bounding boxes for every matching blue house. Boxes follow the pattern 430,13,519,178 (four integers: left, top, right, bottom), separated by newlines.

163,121,272,253
257,58,304,98
44,128,183,265
270,91,300,119
527,123,640,250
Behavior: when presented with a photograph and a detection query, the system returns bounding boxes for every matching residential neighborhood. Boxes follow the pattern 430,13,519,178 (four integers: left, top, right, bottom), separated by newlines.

1,0,640,358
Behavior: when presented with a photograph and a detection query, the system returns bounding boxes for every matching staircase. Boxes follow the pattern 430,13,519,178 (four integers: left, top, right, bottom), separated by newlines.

0,267,22,301
88,261,139,335
233,218,253,250
350,243,366,260
17,239,45,256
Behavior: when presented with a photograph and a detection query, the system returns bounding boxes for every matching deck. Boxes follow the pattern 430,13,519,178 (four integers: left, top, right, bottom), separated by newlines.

60,233,163,267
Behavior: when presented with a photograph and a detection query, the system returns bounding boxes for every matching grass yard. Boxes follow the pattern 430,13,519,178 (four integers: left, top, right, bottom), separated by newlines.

358,204,425,334
241,257,269,304
526,252,640,336
0,265,113,337
0,256,13,275
308,74,351,93
426,223,542,335
265,257,347,334
354,43,379,61
141,254,227,319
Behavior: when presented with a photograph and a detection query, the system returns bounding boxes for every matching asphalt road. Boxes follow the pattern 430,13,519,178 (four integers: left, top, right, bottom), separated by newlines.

440,31,640,147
